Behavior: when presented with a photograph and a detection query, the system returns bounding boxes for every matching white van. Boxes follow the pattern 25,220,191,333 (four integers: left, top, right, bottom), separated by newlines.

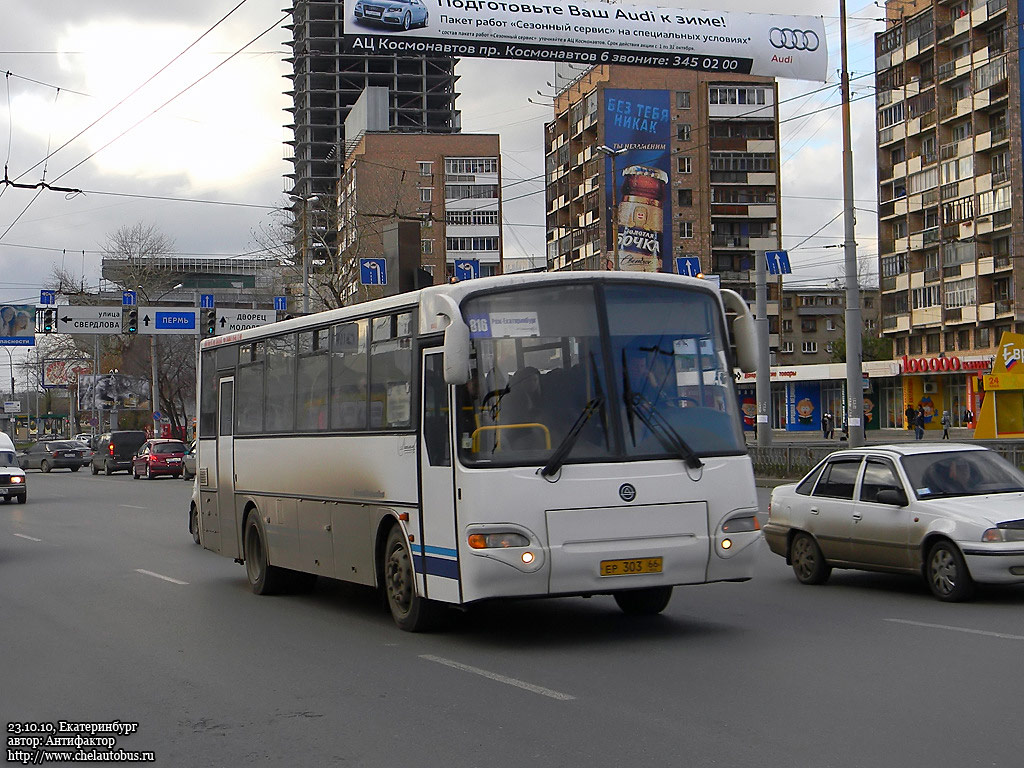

0,433,27,503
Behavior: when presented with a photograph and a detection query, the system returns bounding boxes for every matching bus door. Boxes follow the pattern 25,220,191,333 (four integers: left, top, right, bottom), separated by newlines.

418,350,460,603
215,377,237,558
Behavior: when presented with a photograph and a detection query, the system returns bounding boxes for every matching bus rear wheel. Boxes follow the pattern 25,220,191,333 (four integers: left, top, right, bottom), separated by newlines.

384,525,441,632
613,586,673,615
244,512,286,595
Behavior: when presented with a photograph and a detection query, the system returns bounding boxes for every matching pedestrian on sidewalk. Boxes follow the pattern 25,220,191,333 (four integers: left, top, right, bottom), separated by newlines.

915,406,926,440
821,412,832,440
905,405,916,430
941,410,951,439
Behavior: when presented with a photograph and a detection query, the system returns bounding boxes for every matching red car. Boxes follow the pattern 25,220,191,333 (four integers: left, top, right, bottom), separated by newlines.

132,439,187,480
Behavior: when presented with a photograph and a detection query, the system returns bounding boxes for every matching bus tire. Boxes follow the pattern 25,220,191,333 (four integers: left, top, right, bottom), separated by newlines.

384,525,441,632
244,512,286,595
613,586,673,615
190,503,201,545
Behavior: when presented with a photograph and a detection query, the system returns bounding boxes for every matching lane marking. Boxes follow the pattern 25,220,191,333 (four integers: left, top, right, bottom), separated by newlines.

886,618,1024,641
420,654,575,701
13,533,42,542
135,569,189,585
119,504,148,509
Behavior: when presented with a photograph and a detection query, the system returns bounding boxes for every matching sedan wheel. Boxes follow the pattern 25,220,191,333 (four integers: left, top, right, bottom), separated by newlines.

926,540,975,602
145,465,154,480
790,532,831,585
40,460,51,473
402,12,411,30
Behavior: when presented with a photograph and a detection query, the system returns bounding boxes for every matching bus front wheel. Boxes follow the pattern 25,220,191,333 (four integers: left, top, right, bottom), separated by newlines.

244,512,286,595
613,586,673,615
384,526,441,632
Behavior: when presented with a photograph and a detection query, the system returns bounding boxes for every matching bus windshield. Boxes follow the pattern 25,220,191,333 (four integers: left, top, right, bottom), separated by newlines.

456,282,744,467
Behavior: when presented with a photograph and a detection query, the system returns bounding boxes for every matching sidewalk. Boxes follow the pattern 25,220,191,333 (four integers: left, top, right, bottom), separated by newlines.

745,426,976,446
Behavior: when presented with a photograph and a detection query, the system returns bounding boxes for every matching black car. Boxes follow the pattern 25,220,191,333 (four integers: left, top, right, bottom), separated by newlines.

19,440,89,472
90,431,148,475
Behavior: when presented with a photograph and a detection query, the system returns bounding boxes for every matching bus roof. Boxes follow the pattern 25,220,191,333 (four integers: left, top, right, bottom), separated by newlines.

200,271,721,351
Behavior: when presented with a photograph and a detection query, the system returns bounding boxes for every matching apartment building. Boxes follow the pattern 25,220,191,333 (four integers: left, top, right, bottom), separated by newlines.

337,132,501,303
875,0,1020,358
777,286,882,366
543,64,782,344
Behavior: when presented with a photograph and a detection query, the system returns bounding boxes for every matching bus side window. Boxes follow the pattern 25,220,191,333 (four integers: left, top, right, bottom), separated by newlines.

422,355,450,467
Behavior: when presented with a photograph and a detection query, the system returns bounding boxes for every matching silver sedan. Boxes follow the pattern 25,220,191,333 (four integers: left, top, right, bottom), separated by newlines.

764,443,1024,602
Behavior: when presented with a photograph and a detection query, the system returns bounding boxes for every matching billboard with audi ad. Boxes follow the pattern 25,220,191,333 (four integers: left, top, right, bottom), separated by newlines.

342,1,828,82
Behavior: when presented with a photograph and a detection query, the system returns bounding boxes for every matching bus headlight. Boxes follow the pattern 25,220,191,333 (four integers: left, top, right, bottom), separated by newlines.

721,515,760,533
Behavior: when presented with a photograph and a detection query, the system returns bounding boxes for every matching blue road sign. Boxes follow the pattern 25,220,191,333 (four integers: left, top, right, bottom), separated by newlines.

122,290,137,306
454,259,480,280
154,311,196,331
360,258,387,286
200,294,216,309
675,256,701,277
765,250,792,275
39,290,56,305
273,296,288,311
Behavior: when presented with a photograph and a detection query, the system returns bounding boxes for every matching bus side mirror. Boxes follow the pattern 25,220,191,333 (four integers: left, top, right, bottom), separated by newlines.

425,293,470,385
721,289,758,373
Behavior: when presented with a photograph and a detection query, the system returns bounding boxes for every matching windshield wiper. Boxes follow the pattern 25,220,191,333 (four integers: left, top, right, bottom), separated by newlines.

540,397,605,478
625,393,704,470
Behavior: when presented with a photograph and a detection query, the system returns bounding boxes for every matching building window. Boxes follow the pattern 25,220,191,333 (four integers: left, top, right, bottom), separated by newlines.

445,184,499,200
926,334,940,353
782,319,793,333
894,337,906,355
447,237,499,251
446,210,499,226
708,87,768,106
780,341,794,353
976,327,990,347
801,319,817,333
908,335,923,354
677,124,691,141
418,161,433,177
826,318,838,331
678,156,692,174
676,91,691,109
679,221,693,238
677,189,693,206
445,158,498,175
802,341,818,354
421,239,433,255
419,187,432,203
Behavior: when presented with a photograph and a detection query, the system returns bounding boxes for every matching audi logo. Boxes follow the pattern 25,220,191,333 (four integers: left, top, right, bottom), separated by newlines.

769,27,820,51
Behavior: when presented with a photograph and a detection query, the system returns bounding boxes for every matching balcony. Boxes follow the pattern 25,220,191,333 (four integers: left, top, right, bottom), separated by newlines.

712,235,750,248
988,0,1006,14
994,252,1011,268
937,60,958,81
996,299,1014,315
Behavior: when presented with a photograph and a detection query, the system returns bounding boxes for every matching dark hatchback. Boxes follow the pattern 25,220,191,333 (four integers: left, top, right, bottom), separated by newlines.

90,431,148,475
19,440,89,472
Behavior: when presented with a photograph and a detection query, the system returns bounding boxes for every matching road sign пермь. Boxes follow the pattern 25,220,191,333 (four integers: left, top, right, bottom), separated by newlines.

54,307,123,335
137,307,198,335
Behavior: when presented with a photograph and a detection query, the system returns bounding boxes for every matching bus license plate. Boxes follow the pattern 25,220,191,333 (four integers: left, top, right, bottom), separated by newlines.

600,557,663,577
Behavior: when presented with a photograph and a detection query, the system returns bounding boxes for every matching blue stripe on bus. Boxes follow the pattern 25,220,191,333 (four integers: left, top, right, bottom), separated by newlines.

413,554,460,580
419,544,458,558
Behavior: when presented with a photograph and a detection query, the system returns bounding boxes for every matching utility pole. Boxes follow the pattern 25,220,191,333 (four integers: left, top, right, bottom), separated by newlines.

840,0,865,447
597,145,627,270
755,249,772,446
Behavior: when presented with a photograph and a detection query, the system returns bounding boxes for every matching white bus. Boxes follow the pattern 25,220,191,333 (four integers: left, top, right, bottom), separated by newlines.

191,272,762,630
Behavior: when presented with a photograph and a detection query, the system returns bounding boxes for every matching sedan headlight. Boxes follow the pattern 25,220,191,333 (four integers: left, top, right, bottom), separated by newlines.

986,521,1024,542
10,476,24,484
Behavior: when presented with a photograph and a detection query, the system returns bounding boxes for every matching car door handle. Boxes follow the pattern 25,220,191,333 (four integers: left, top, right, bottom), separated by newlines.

810,507,819,515
852,513,863,521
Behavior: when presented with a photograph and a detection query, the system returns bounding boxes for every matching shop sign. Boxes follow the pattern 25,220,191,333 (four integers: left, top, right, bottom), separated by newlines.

900,355,989,374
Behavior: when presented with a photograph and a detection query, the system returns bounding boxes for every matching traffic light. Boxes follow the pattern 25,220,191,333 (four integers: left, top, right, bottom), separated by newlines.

42,309,56,333
203,308,217,337
122,307,138,334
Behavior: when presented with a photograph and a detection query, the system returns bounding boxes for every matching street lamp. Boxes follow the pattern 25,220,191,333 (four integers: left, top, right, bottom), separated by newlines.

596,145,628,270
2,347,14,437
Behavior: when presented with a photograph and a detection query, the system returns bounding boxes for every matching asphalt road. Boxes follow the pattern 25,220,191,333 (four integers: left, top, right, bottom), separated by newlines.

2,471,1022,767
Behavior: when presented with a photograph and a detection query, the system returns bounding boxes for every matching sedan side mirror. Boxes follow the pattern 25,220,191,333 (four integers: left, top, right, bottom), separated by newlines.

875,488,908,506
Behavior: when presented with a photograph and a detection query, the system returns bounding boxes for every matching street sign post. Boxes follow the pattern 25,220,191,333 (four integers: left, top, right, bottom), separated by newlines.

215,309,276,335
360,258,387,285
765,250,792,275
54,307,124,335
137,306,199,335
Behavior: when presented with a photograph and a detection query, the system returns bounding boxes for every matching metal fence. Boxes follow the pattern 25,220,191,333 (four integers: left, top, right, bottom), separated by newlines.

748,442,1024,479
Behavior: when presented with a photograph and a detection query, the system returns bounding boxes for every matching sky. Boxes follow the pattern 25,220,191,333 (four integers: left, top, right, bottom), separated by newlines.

0,0,886,314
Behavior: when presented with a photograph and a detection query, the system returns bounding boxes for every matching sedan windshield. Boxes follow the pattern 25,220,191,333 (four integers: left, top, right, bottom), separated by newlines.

456,282,744,468
902,450,1024,499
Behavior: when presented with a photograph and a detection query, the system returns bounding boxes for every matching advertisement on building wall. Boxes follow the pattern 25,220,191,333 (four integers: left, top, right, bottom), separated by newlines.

342,2,828,81
863,382,880,431
42,359,94,389
0,305,36,346
603,88,672,272
787,381,820,432
975,331,1024,438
